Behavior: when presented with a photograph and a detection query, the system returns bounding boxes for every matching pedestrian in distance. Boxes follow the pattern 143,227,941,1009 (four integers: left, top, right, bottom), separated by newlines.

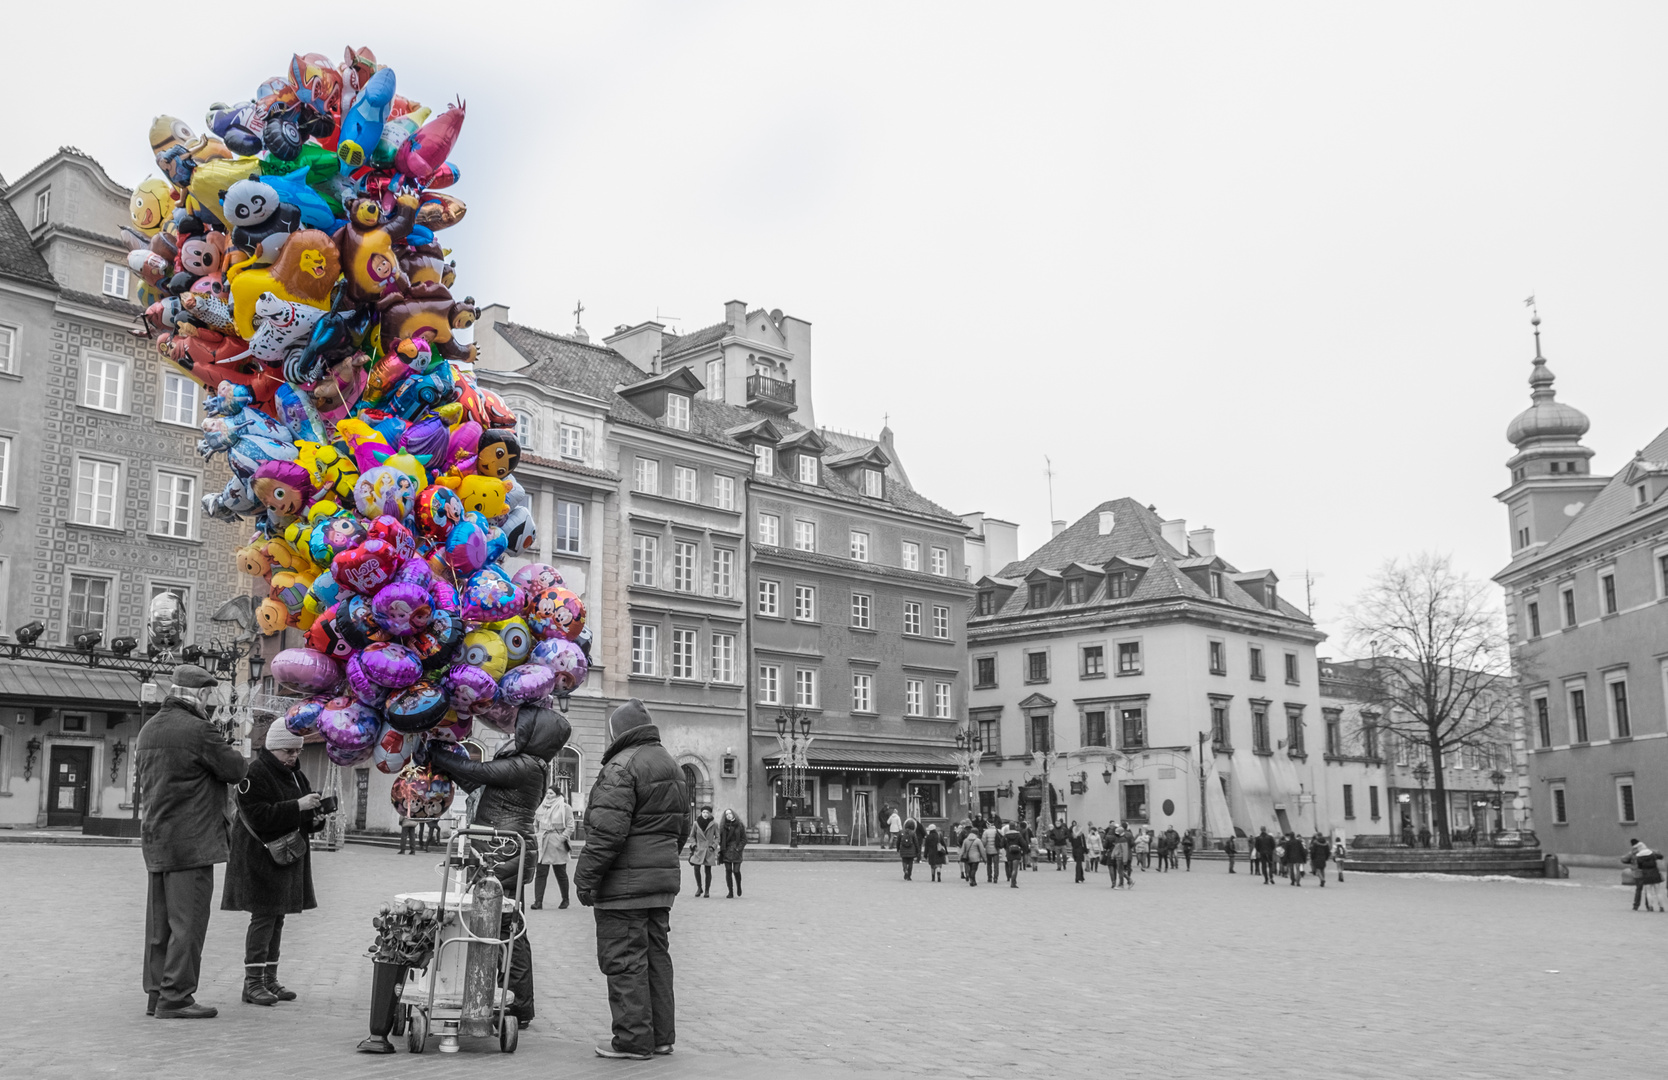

686,805,719,898
1418,824,1432,849
1253,827,1277,885
1022,818,1037,871
1155,828,1171,873
888,807,904,850
1332,834,1347,883
532,787,575,910
898,817,921,880
1164,826,1182,869
222,719,326,1007
1070,822,1087,883
924,824,948,882
1623,839,1664,912
982,820,1001,883
913,816,927,865
959,824,984,886
1134,828,1150,871
1222,833,1237,873
426,704,571,1029
1285,834,1306,886
397,814,422,855
719,809,748,898
1086,825,1102,874
574,699,689,1060
1050,820,1070,870
1004,822,1025,888
136,664,248,1020
1181,831,1194,870
1308,832,1330,888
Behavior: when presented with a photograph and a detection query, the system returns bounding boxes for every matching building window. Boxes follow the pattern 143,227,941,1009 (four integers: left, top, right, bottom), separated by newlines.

1638,484,1650,506
849,530,869,562
633,456,659,494
1108,573,1128,599
795,668,818,708
1562,587,1576,627
757,579,780,617
974,656,996,688
1116,641,1141,675
0,436,11,504
1343,785,1356,819
1550,783,1568,825
153,471,196,539
1286,708,1305,756
793,520,816,552
1618,778,1637,824
1609,677,1631,738
74,458,120,529
1065,579,1085,604
68,574,111,636
976,591,994,616
705,358,724,401
757,513,780,547
794,584,816,621
1029,715,1052,753
978,716,999,750
902,542,921,571
850,592,871,630
1527,601,1540,638
1119,708,1146,750
664,393,690,431
905,679,924,716
1284,653,1299,684
34,187,49,226
1209,571,1224,598
797,454,818,485
711,633,736,684
0,325,14,373
670,628,697,679
558,423,584,459
932,605,950,640
1325,711,1341,756
930,547,948,576
1362,717,1379,759
862,469,884,497
1121,782,1148,822
1084,710,1108,747
1252,705,1270,753
1601,573,1617,615
82,354,126,413
1028,583,1049,608
713,474,735,510
1209,639,1226,674
1211,701,1229,748
1368,785,1381,820
673,465,698,502
514,410,537,452
1082,644,1105,677
1533,695,1551,747
159,372,198,426
672,541,697,593
902,601,922,636
1569,686,1588,742
630,624,658,676
1249,646,1265,680
1026,651,1049,683
934,682,951,719
102,262,129,299
852,672,873,713
631,535,658,587
758,664,780,704
711,548,734,598
555,500,583,555
753,445,775,476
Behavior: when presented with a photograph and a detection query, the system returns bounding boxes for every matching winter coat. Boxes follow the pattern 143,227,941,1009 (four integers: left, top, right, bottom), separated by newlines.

429,706,571,885
718,816,748,863
573,724,689,908
1181,834,1195,854
1252,832,1277,858
959,833,984,864
924,830,948,866
534,795,574,865
136,694,248,874
981,825,1000,856
1625,848,1664,885
688,815,720,866
221,749,324,915
1070,833,1088,861
898,822,921,859
1308,839,1330,867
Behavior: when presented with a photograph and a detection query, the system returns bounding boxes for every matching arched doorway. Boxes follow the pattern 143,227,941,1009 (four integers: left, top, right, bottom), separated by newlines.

549,746,582,805
678,757,712,813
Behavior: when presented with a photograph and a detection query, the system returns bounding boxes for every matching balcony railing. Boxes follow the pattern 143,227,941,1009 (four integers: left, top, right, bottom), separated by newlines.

746,374,796,412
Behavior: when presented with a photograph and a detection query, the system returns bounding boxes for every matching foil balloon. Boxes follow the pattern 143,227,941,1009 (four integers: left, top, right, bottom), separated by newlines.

326,740,376,767
415,484,464,539
390,762,454,820
530,637,589,692
461,566,523,624
270,647,344,694
460,629,508,679
336,594,381,650
527,585,584,641
442,662,497,714
371,581,432,636
393,556,435,591
486,617,532,666
498,662,554,705
431,712,473,744
384,679,450,733
411,608,462,671
282,695,328,737
317,695,381,752
444,515,490,574
511,563,563,595
332,538,402,596
473,698,517,734
371,723,417,775
358,641,424,688
304,605,356,660
365,515,417,560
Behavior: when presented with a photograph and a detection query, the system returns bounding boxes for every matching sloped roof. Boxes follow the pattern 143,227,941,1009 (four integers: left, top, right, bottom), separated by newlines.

1509,423,1668,568
0,659,143,707
660,321,728,360
0,189,53,287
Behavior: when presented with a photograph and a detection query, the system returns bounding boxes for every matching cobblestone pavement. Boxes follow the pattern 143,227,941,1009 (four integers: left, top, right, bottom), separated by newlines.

0,844,1655,1080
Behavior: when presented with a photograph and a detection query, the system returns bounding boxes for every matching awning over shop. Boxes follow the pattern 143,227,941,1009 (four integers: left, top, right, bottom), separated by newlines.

0,659,146,708
763,747,962,775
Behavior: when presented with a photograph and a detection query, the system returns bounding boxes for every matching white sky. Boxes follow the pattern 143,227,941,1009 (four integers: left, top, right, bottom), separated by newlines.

9,2,1666,650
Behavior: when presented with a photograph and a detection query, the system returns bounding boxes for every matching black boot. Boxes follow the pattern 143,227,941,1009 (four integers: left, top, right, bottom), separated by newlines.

265,965,296,1002
242,967,278,1006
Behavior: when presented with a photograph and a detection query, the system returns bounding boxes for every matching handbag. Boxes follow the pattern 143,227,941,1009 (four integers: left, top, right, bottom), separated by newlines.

240,808,307,867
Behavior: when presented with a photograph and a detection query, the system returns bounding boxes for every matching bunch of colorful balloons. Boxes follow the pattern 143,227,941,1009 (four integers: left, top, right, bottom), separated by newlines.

129,47,591,818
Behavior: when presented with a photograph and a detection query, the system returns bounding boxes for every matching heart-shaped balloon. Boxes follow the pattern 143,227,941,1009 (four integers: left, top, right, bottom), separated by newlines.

366,515,417,560
332,538,402,596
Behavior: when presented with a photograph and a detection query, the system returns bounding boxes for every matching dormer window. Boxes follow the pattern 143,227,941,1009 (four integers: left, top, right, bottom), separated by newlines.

798,454,818,485
1638,484,1649,507
976,591,994,616
1108,574,1127,600
1065,579,1085,604
754,445,775,476
1209,571,1223,598
1028,583,1049,608
34,188,49,227
862,469,884,498
665,393,690,431
1266,583,1278,609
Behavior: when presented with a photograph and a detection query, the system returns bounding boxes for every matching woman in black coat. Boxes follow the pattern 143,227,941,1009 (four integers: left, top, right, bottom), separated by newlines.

718,809,748,898
221,721,326,1006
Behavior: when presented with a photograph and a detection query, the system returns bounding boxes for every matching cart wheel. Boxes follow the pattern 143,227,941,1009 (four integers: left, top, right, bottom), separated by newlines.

500,1015,519,1054
408,1009,428,1054
390,1001,406,1038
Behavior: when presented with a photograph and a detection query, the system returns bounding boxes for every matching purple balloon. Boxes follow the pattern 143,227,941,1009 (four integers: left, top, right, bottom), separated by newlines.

358,641,424,689
461,566,524,625
372,582,432,636
530,637,589,691
270,647,344,694
442,663,498,714
326,740,376,767
282,695,327,737
473,698,518,733
394,556,435,591
317,695,380,752
499,663,555,705
399,412,452,464
446,517,490,574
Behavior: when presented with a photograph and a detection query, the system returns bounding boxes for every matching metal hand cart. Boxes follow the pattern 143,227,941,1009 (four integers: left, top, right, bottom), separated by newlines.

399,825,527,1054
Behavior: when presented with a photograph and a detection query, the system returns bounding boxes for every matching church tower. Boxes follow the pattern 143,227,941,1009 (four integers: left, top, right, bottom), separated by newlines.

1497,313,1608,556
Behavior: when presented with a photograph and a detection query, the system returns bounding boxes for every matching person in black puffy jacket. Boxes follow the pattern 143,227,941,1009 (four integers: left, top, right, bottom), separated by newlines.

427,704,570,1028
574,699,689,1060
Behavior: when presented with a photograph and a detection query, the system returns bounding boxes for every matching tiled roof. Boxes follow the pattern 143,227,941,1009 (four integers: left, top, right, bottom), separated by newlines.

660,321,728,360
60,290,141,318
0,190,53,287
43,223,126,250
979,498,1314,625
517,451,620,483
1503,423,1668,571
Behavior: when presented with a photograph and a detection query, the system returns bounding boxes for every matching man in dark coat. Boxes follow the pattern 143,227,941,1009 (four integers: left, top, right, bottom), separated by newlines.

135,665,248,1019
1252,826,1277,885
428,703,571,1028
574,699,688,1060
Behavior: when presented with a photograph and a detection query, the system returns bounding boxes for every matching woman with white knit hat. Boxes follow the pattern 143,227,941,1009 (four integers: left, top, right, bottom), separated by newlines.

221,719,329,1006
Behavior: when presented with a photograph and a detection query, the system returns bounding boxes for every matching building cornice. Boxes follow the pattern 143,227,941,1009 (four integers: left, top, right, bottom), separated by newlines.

968,598,1326,645
752,544,977,594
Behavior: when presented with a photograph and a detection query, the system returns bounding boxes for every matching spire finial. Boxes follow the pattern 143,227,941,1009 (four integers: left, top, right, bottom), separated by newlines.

1525,294,1542,359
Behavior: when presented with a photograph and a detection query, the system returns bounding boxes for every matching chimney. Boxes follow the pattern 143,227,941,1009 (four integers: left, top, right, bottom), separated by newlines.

1051,519,1067,538
725,299,746,335
1097,510,1115,536
472,303,526,372
1188,527,1215,559
1160,518,1188,554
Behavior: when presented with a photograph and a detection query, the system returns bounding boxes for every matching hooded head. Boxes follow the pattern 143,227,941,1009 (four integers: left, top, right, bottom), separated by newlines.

606,698,655,747
508,704,571,763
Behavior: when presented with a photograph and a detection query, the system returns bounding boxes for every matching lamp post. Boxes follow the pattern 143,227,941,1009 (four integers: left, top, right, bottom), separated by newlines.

954,727,983,820
1412,760,1431,842
1489,767,1506,837
774,706,813,847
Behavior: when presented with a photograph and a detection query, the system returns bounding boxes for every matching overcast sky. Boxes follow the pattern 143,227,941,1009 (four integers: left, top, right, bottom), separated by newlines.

9,3,1665,650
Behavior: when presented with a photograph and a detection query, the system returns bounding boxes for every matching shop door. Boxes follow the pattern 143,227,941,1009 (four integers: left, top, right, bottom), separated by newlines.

851,790,871,845
46,746,92,827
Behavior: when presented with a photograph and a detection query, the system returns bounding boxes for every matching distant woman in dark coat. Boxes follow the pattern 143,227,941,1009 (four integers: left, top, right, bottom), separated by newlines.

897,817,921,880
687,806,719,898
718,809,748,898
923,824,948,882
222,720,325,1006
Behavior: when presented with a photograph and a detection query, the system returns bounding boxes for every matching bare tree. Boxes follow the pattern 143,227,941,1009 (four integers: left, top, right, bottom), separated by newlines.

1343,553,1512,850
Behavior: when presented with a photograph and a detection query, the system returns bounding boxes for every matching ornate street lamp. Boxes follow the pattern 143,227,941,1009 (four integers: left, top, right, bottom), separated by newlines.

954,728,983,815
774,705,814,847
